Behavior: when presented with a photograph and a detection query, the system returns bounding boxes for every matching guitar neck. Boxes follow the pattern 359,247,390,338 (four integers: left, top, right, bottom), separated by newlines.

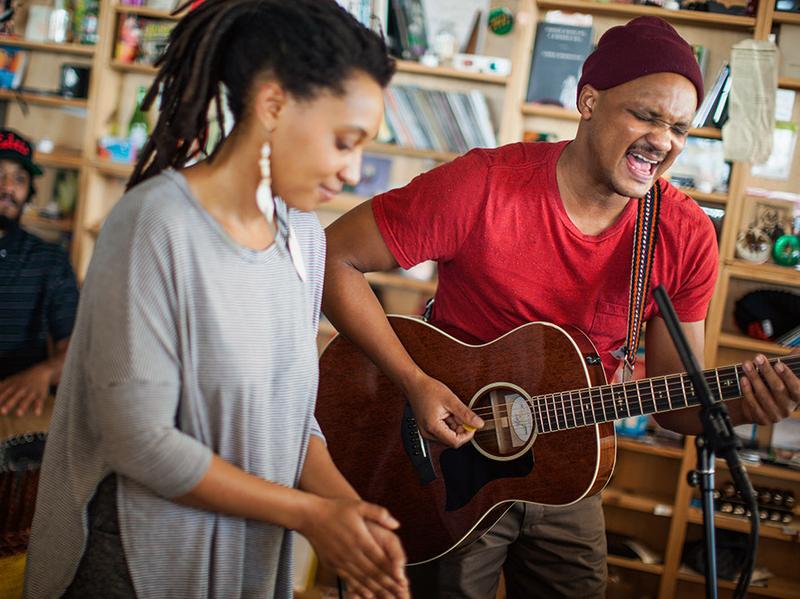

534,354,800,434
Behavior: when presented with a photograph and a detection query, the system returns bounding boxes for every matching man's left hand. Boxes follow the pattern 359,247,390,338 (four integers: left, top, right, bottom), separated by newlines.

0,365,52,417
740,351,800,425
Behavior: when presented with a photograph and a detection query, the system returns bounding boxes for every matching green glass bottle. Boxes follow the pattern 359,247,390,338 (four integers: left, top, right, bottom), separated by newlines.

128,85,150,153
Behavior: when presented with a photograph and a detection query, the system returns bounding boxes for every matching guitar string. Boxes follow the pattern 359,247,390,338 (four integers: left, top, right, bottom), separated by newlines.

463,356,799,433
466,356,798,420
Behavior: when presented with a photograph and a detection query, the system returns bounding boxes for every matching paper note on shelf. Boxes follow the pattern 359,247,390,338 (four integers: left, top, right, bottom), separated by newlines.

723,40,778,164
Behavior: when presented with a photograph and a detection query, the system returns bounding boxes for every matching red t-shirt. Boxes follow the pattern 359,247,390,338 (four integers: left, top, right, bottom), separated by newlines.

372,141,719,380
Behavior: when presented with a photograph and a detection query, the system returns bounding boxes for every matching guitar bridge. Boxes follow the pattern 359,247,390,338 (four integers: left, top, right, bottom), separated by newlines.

402,403,436,485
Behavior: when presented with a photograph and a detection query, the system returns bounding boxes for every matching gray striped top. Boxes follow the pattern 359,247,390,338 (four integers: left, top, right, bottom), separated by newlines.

24,170,325,599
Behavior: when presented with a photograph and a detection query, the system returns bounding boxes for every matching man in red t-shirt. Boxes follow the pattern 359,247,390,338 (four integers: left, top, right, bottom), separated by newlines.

322,17,800,598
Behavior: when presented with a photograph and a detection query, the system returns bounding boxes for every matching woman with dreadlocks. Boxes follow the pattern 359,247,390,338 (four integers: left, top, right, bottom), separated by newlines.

24,2,406,598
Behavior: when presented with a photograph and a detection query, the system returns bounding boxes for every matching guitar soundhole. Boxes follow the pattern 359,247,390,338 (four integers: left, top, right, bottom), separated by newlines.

469,383,537,461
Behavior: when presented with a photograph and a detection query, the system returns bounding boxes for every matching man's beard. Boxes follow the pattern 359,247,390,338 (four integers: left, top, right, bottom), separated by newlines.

0,193,23,233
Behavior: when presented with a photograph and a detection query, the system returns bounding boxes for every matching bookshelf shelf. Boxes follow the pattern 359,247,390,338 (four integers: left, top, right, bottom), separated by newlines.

110,60,158,74
535,0,756,29
717,333,794,357
366,142,459,163
617,437,685,460
0,89,88,109
717,455,800,484
725,259,800,286
677,571,800,598
396,60,508,85
36,148,84,170
687,508,799,542
682,189,729,204
774,11,800,25
21,211,74,232
0,37,95,55
688,127,723,139
114,4,185,21
90,158,134,179
366,272,437,294
778,76,800,91
607,554,664,576
603,487,674,517
521,102,580,120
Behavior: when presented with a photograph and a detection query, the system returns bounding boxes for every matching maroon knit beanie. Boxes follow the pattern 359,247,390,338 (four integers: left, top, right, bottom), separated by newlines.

577,16,704,107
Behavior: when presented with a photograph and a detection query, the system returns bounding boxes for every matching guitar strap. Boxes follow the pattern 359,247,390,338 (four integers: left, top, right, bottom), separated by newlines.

611,181,662,382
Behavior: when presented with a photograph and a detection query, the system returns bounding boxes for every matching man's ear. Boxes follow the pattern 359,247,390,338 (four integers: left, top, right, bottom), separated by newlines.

251,80,287,133
577,85,599,120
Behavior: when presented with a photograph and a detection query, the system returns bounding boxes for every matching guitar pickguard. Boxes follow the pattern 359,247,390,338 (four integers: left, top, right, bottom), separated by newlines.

439,444,534,511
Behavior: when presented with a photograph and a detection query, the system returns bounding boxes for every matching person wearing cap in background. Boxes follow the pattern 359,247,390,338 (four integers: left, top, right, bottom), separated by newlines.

0,129,79,418
322,16,800,598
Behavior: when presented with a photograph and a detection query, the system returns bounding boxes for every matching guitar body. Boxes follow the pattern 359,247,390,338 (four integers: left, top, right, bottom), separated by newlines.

316,316,617,565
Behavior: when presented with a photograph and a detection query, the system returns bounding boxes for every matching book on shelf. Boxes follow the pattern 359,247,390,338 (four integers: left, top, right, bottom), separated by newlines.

383,84,496,153
692,44,709,82
525,22,593,107
387,0,428,60
0,45,28,90
337,0,388,34
692,62,730,129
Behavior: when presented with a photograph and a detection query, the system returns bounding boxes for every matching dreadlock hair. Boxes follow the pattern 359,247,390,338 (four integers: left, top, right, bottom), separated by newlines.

127,0,395,190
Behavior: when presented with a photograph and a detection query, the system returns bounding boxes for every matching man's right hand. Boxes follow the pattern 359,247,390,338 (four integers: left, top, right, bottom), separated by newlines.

404,374,484,448
301,496,409,598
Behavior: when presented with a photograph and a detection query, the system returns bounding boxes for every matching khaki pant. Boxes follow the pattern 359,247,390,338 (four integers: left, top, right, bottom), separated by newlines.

408,495,607,599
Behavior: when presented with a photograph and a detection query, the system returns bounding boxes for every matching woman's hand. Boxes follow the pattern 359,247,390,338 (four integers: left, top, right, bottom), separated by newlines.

300,496,409,598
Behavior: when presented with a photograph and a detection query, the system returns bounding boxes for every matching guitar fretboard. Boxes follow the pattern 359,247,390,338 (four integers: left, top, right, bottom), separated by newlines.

532,355,800,434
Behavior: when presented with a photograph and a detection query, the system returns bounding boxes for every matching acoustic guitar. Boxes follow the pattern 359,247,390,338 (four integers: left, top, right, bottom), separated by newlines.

315,315,798,565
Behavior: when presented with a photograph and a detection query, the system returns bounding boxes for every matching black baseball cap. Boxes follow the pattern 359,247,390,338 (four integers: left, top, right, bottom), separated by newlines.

0,129,43,176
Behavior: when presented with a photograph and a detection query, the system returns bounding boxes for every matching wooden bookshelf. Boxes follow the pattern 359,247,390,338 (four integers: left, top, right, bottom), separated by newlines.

0,89,88,109
0,37,95,55
36,147,84,170
716,333,795,358
366,272,437,294
521,103,579,120
617,437,685,460
688,127,723,140
607,554,664,576
603,487,674,517
774,11,800,25
90,158,134,179
21,211,74,232
685,189,729,204
536,0,756,29
778,77,800,91
725,259,800,286
366,142,459,163
110,60,158,75
687,508,799,542
396,60,509,85
677,571,800,598
113,4,185,20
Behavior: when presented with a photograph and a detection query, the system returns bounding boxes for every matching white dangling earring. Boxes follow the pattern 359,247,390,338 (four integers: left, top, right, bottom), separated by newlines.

256,142,274,224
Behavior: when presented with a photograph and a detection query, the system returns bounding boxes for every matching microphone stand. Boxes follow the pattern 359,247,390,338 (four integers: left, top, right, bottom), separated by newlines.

654,285,758,599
